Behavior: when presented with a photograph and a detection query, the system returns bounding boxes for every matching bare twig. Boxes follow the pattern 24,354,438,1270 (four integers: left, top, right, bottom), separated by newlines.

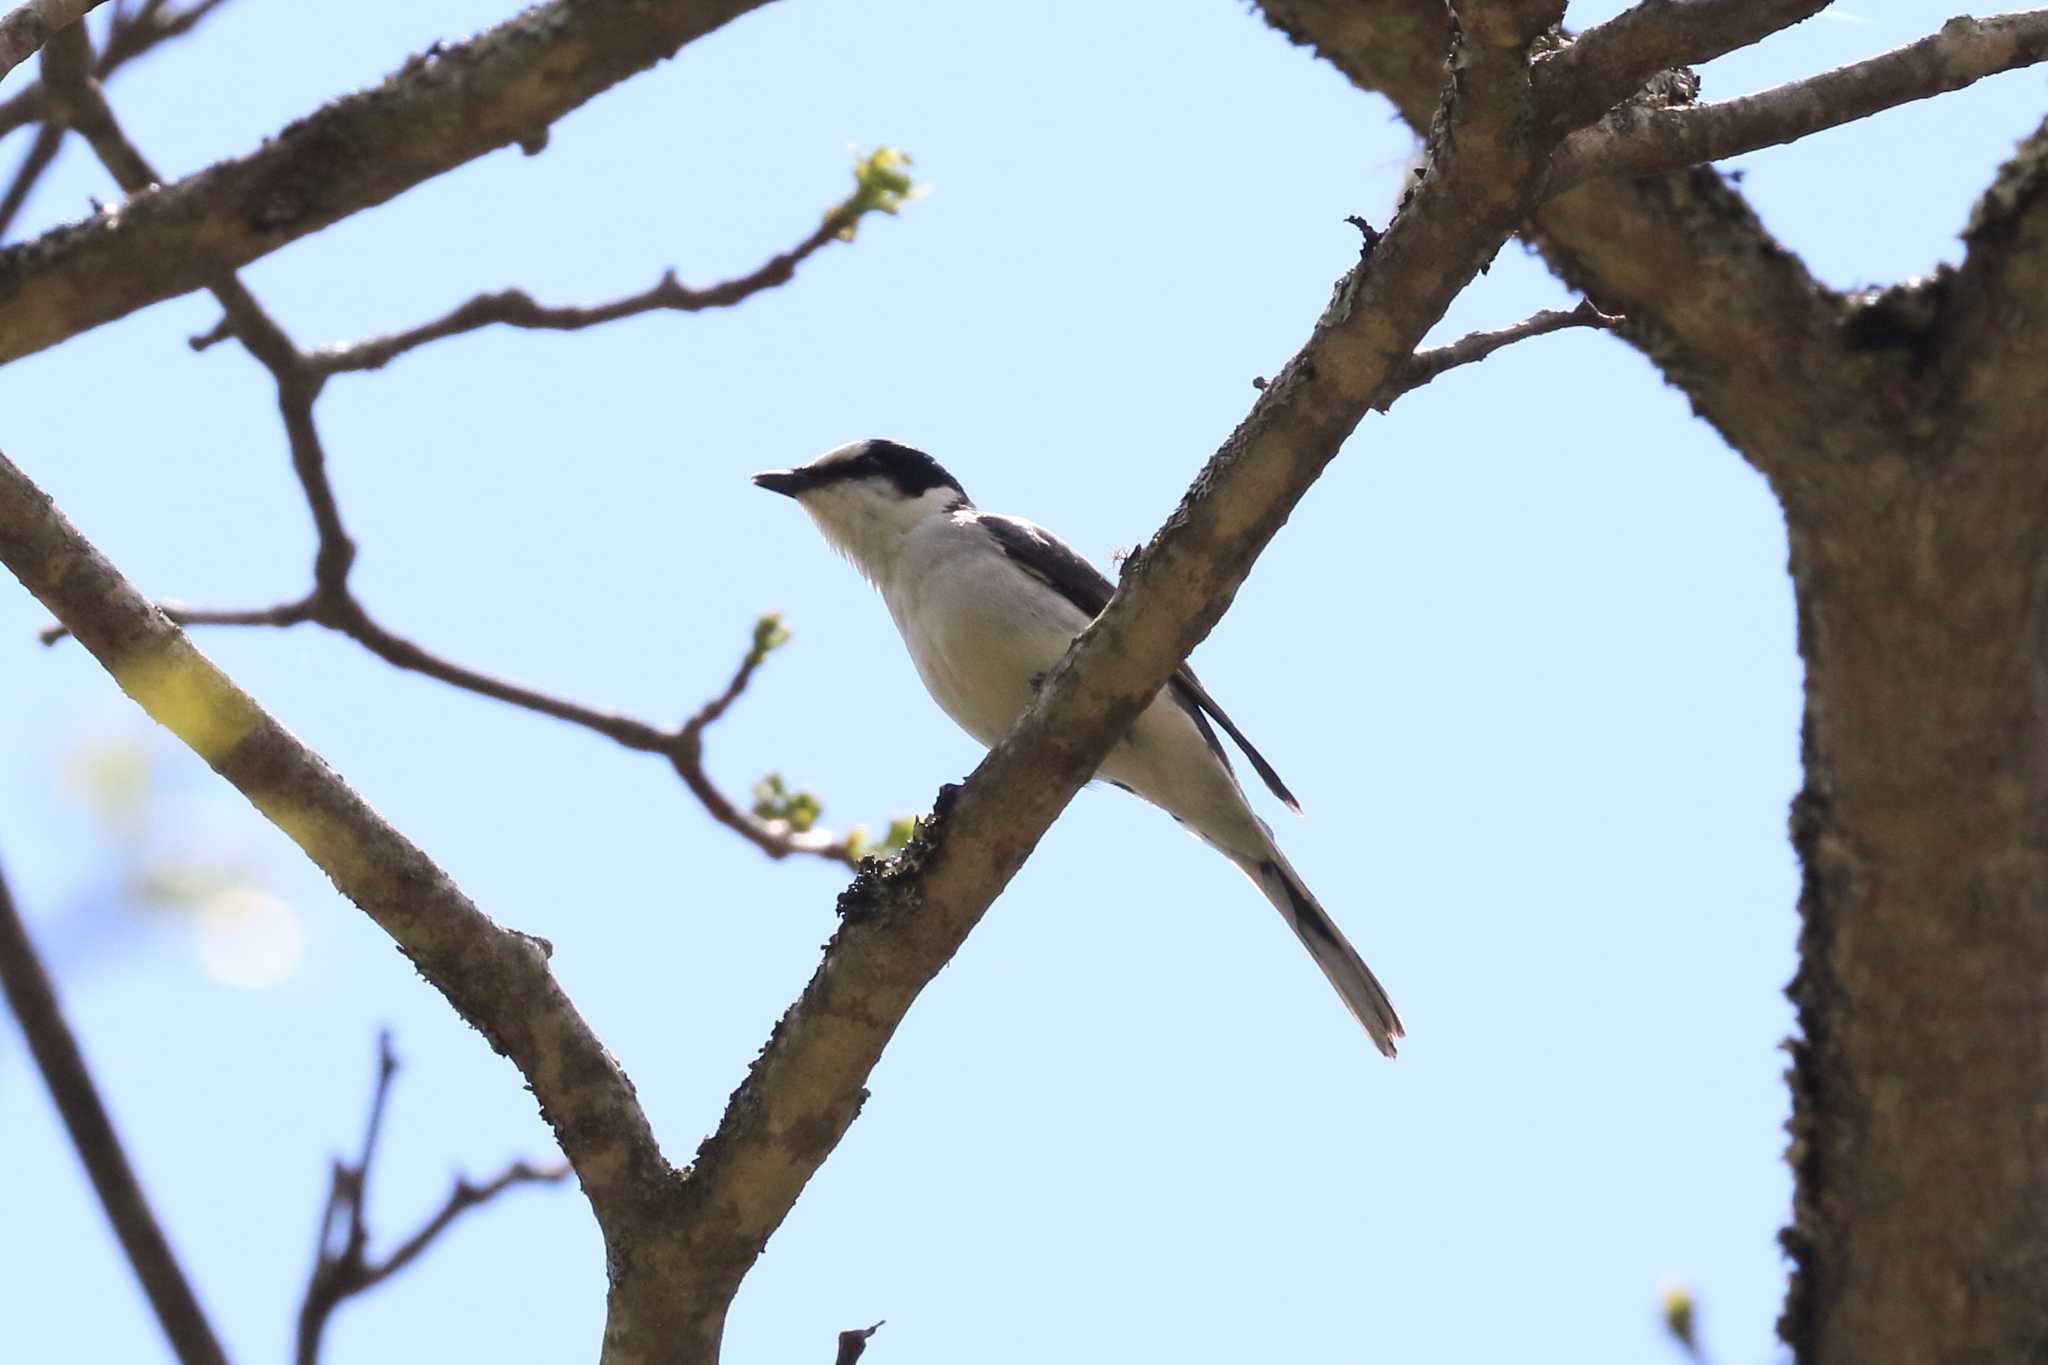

94,0,230,74
295,1033,570,1365
0,850,229,1365
300,213,858,374
40,597,316,643
0,0,781,366
1537,0,1830,130
0,0,106,81
1546,12,2048,194
1377,297,1623,410
835,1321,885,1365
34,49,870,867
40,602,864,861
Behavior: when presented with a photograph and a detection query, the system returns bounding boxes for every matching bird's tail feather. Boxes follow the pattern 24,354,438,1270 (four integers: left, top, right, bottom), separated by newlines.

1240,853,1404,1058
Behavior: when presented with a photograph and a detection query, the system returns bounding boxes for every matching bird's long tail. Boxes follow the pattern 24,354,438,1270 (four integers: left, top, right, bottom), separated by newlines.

1237,852,1404,1058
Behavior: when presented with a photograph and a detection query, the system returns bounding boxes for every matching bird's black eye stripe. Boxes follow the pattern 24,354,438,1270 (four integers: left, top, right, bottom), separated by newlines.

811,440,966,499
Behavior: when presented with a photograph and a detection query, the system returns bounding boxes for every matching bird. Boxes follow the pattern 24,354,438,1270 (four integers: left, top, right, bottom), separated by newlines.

753,438,1404,1056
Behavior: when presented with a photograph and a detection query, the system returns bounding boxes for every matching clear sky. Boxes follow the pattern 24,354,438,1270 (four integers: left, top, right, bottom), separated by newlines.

0,3,2035,1362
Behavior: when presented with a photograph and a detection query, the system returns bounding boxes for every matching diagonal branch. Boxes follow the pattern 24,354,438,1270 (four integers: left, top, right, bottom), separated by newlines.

0,850,229,1365
1546,11,2048,194
0,444,672,1256
295,1033,570,1365
0,0,778,366
0,0,106,81
1536,0,1830,130
628,2,1577,1355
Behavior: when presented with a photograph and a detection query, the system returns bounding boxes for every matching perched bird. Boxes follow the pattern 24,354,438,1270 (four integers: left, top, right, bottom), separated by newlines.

753,439,1403,1056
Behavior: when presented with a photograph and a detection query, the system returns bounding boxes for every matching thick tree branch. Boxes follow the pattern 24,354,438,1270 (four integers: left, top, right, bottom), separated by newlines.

0,0,776,366
1254,0,1870,489
617,3,1576,1355
1536,0,1830,131
295,1032,570,1365
1547,12,2048,194
0,0,105,81
0,851,228,1365
0,446,674,1263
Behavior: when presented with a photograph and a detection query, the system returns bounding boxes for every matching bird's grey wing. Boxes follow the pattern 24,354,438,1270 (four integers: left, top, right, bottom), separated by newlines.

975,513,1301,813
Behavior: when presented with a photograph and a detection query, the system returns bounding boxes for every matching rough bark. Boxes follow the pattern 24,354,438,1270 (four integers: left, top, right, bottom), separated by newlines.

1253,4,2048,1362
1775,116,2048,1365
0,0,774,364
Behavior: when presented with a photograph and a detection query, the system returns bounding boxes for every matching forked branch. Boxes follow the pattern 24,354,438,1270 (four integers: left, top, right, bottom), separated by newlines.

33,53,898,865
295,1033,570,1365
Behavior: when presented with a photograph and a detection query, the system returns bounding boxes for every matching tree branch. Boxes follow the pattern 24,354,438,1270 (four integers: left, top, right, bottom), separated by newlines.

0,0,777,366
0,445,674,1260
295,1032,570,1365
1546,12,2048,194
1376,297,1623,411
1253,0,1881,492
0,0,233,142
0,0,106,81
33,55,873,867
617,3,1578,1354
302,215,858,375
94,0,230,75
1536,0,1830,130
0,849,229,1365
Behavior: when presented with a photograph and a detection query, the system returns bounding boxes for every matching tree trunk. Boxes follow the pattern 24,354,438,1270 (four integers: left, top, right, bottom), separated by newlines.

1784,454,2048,1363
1250,5,2048,1360
1779,134,2048,1363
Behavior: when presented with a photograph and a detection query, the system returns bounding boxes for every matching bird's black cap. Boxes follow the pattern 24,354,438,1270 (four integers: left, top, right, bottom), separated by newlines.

752,439,965,500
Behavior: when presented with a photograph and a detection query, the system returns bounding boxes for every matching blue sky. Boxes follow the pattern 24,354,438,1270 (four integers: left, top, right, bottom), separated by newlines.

0,3,2036,1362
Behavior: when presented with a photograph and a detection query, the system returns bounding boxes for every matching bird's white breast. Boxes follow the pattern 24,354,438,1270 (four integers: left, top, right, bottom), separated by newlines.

877,514,1090,748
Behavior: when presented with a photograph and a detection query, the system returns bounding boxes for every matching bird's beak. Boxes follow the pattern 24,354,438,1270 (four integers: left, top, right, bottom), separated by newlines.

752,469,813,498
